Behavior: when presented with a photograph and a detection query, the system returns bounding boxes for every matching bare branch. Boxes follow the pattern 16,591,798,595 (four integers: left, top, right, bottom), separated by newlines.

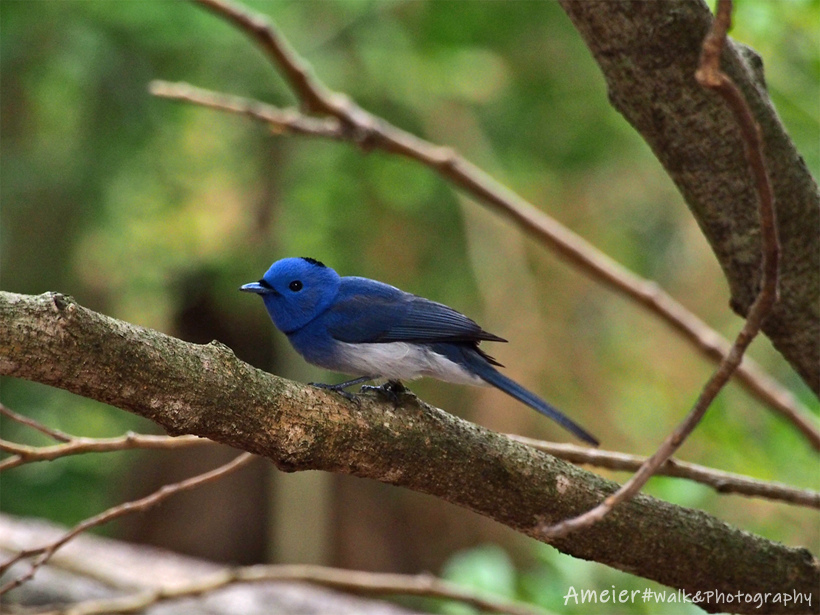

149,80,345,139
0,452,254,595
540,0,782,539
195,0,341,117
0,432,210,471
0,402,72,443
695,1,780,299
167,0,819,448
509,435,820,509
31,564,545,615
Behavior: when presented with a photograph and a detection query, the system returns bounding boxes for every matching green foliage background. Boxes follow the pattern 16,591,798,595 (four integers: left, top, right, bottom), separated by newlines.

1,1,818,612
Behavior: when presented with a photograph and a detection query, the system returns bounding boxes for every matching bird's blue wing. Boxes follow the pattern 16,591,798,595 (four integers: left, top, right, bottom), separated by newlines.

322,277,506,344
381,296,505,343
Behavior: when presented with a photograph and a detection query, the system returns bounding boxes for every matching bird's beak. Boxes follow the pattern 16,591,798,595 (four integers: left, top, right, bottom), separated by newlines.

240,281,275,295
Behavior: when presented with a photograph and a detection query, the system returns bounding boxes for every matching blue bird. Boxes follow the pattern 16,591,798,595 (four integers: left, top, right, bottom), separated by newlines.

241,257,598,445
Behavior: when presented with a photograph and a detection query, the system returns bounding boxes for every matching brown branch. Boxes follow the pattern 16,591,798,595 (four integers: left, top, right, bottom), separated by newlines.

0,432,210,471
1,292,817,614
168,0,819,449
0,402,72,443
540,0,782,540
509,435,819,509
148,80,345,139
31,564,545,615
0,452,254,595
695,1,780,300
195,0,340,117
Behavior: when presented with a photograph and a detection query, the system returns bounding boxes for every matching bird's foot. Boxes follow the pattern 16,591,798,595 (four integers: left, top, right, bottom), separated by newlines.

360,380,410,406
310,382,357,402
310,376,374,403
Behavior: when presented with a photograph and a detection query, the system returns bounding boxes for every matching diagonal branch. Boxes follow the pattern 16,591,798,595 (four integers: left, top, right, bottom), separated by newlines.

163,0,820,448
540,0,781,540
0,450,254,595
195,0,340,117
0,402,72,443
0,291,816,614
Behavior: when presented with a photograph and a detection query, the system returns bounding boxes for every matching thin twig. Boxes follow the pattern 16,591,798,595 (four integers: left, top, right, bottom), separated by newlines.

0,432,210,471
31,564,547,615
508,435,819,508
0,452,255,595
195,0,340,117
165,0,819,448
0,402,72,443
149,80,344,139
539,0,781,539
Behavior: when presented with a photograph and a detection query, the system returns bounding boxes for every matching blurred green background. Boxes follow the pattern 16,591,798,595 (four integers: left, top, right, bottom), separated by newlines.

1,1,818,613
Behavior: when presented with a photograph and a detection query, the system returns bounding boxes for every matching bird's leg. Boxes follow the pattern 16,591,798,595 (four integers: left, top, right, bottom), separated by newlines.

309,376,374,402
360,379,410,406
310,375,374,390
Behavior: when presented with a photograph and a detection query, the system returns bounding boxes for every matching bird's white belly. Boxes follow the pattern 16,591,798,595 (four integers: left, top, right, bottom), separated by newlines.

333,342,485,386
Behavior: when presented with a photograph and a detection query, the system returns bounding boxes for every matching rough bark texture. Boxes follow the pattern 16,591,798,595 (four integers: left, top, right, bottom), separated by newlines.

1,291,818,614
559,0,820,394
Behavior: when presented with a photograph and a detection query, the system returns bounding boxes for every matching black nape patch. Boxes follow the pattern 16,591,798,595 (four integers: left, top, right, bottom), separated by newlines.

301,257,326,268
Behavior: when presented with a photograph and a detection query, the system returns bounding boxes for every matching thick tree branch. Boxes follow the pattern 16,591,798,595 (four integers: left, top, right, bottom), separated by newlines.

559,0,820,394
1,291,817,614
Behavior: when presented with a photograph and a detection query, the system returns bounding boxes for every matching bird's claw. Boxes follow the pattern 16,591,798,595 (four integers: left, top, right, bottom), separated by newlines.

309,381,360,404
360,380,409,406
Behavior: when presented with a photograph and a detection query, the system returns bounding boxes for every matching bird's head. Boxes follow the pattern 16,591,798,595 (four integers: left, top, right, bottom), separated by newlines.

240,257,341,333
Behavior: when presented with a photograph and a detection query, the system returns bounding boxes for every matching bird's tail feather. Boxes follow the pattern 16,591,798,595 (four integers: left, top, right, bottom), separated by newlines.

466,353,599,446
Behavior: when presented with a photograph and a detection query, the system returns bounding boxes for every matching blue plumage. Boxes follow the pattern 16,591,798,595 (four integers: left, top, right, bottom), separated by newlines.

241,257,598,445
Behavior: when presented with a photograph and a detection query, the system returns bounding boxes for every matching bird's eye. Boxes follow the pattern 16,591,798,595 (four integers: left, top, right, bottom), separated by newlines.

289,280,303,292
